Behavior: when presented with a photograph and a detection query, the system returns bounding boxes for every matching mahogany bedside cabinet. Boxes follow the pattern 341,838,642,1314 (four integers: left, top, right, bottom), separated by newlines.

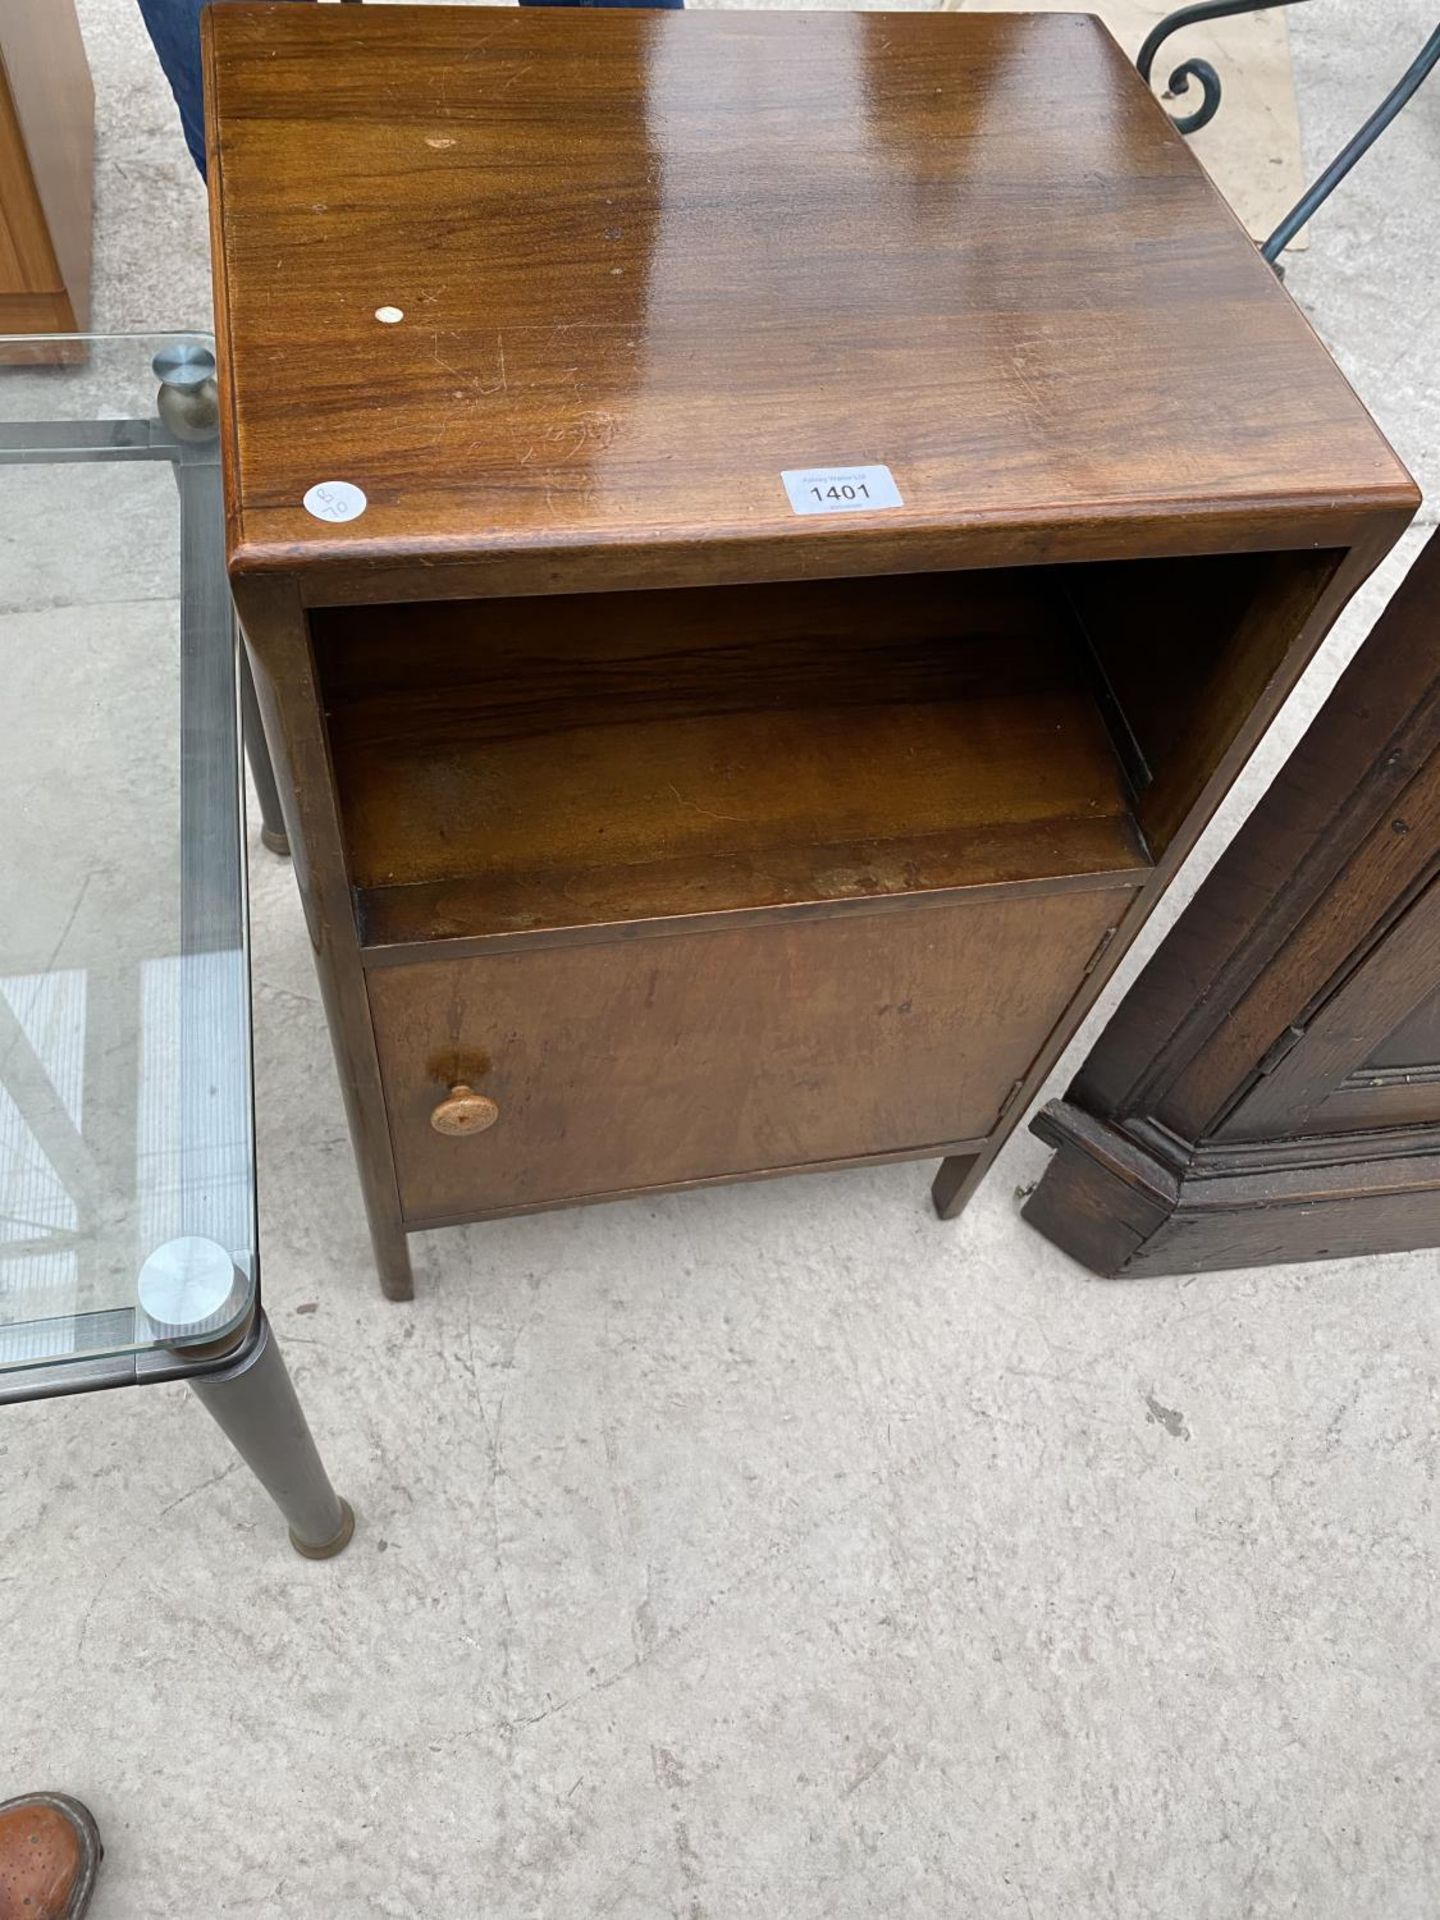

203,5,1416,1299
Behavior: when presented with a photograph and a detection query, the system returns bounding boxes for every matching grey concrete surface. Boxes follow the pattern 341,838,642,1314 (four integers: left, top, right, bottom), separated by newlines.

1,4,1437,1916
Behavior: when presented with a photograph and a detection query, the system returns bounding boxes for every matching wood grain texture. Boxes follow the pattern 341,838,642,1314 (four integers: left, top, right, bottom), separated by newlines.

0,0,92,349
1077,530,1440,1133
1026,531,1440,1277
207,5,1415,1287
1221,867,1440,1138
1025,1102,1440,1277
1369,984,1440,1070
1063,549,1341,855
232,576,416,1300
370,886,1135,1223
203,5,1414,599
933,522,1408,1223
319,569,1149,945
390,1138,992,1232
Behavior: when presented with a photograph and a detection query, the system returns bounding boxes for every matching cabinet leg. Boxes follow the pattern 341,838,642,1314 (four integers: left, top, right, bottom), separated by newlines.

931,1148,988,1220
238,604,416,1302
371,1211,415,1303
239,645,290,857
189,1312,355,1557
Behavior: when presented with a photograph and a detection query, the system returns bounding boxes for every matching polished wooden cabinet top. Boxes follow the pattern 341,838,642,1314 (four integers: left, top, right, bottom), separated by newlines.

204,5,1415,599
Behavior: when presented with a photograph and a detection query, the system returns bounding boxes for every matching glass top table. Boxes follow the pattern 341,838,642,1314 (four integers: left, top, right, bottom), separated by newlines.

0,333,351,1556
0,333,253,1379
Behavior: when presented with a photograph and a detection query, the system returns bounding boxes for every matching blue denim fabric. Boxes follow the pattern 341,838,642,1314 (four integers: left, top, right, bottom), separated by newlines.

136,0,214,176
139,0,683,179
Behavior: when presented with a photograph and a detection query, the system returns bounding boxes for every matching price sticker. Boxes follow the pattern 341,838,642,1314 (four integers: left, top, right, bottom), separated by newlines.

781,464,903,516
303,480,368,523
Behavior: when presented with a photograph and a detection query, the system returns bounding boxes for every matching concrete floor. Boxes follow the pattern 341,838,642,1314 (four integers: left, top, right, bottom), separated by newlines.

3,3,1438,1915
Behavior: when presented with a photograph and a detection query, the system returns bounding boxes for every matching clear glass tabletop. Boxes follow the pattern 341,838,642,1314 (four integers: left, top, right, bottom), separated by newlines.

0,334,255,1381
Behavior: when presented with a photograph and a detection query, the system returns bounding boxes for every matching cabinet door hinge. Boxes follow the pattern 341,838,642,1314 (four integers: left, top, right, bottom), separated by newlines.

1257,1023,1307,1075
994,1078,1026,1126
1082,925,1120,978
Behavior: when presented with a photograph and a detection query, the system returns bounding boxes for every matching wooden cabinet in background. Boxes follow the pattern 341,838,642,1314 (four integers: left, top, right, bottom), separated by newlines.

203,5,1415,1299
1026,532,1440,1277
0,0,92,357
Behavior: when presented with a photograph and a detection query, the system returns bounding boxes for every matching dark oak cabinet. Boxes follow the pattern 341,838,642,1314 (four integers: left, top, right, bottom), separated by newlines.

1026,532,1440,1277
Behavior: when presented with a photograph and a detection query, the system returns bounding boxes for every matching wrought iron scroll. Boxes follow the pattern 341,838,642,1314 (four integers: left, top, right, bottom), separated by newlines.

1138,4,1439,268
1136,0,1315,135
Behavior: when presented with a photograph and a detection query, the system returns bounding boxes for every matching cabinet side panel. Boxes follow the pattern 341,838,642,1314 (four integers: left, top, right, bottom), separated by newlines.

1066,549,1341,857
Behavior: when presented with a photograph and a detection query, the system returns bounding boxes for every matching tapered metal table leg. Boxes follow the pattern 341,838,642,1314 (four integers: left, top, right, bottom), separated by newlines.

189,1311,355,1558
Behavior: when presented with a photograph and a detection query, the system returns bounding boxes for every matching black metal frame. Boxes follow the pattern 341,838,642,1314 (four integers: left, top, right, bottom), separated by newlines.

1138,2,1440,266
1261,25,1440,263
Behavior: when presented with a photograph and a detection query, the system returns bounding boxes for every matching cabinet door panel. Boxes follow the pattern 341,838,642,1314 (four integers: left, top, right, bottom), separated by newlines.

1222,869,1440,1139
370,889,1132,1222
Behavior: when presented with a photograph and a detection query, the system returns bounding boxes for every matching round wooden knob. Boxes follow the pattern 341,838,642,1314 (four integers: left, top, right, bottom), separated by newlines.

430,1084,500,1137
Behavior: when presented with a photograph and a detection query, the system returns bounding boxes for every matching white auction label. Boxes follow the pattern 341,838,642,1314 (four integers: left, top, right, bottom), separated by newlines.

781,464,903,516
303,479,368,522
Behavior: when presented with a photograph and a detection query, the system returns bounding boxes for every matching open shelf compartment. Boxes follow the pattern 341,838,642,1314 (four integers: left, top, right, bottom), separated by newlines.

312,551,1336,953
